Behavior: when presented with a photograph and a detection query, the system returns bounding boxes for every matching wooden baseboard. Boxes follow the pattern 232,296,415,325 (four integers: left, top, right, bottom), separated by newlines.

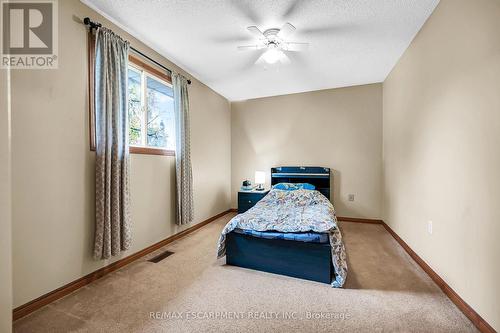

12,209,233,321
380,221,496,333
337,216,383,224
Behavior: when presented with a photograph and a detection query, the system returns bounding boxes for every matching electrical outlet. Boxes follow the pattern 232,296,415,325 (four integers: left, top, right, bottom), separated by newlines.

427,221,433,235
348,194,355,202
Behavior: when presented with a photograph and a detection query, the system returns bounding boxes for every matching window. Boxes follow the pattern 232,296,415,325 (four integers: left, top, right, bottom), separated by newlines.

88,31,175,156
128,57,175,155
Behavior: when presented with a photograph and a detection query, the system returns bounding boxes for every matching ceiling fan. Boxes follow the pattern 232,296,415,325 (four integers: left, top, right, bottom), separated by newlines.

237,22,309,65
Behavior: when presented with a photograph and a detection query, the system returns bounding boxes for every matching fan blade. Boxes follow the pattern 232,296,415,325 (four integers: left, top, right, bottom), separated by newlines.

237,45,265,51
255,53,266,65
279,52,291,65
247,26,265,39
282,0,301,20
283,42,309,52
301,23,360,35
277,22,296,39
231,0,259,23
241,50,266,70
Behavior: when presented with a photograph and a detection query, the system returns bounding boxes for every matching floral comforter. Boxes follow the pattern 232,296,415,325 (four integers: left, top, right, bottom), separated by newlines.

217,189,347,287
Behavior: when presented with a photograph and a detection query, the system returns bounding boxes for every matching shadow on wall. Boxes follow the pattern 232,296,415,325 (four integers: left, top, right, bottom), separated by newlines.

169,165,176,223
211,188,231,215
82,152,96,272
331,169,341,211
331,169,356,217
332,169,372,218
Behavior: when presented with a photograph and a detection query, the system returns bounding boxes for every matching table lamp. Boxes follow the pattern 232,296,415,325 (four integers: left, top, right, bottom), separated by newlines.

255,171,265,191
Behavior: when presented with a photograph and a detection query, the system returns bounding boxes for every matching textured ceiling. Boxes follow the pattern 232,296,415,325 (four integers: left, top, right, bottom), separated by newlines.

82,0,439,101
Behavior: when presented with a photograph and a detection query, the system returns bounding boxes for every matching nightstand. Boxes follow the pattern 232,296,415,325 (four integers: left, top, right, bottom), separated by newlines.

238,189,270,214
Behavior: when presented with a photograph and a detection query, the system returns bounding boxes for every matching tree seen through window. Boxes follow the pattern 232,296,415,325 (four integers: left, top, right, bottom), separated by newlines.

127,65,175,151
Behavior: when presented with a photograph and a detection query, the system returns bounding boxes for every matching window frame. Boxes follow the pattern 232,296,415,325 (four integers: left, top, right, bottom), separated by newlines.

88,30,175,156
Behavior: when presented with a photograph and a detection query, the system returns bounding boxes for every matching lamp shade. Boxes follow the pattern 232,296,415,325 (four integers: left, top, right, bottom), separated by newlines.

255,171,266,185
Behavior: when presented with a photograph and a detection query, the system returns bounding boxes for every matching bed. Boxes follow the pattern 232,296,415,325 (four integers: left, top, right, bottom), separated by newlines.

217,166,347,287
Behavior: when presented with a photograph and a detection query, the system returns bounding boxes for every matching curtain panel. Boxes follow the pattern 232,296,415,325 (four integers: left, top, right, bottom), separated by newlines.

93,27,132,259
172,73,194,225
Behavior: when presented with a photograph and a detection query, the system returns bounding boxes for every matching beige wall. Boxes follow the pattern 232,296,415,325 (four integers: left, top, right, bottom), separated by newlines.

383,0,500,330
0,68,12,331
11,0,231,307
231,84,383,218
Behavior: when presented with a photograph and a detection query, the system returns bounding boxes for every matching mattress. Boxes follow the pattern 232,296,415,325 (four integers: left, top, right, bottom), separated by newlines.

233,228,329,244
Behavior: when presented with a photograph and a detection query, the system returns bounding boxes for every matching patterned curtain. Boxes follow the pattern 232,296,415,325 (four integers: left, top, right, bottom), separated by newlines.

93,27,131,259
172,73,194,225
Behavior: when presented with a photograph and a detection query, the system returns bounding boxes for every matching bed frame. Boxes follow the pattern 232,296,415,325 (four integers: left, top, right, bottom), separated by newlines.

226,166,334,284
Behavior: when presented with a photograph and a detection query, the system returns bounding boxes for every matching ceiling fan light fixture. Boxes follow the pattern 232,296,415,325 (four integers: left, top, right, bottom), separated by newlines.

238,22,307,66
262,48,281,64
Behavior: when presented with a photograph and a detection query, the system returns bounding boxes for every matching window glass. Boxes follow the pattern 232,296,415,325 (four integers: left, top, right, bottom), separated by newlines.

126,64,175,151
146,76,175,150
127,67,143,146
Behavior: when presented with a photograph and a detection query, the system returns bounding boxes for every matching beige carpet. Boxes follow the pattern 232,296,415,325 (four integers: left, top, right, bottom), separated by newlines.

14,213,477,333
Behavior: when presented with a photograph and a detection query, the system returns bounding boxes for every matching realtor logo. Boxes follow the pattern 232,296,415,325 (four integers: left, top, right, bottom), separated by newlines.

1,0,58,69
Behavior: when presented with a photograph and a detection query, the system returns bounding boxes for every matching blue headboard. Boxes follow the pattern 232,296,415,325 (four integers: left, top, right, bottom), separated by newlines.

271,166,331,200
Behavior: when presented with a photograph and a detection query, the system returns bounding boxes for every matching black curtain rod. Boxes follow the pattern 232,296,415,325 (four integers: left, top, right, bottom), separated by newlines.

83,17,191,85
